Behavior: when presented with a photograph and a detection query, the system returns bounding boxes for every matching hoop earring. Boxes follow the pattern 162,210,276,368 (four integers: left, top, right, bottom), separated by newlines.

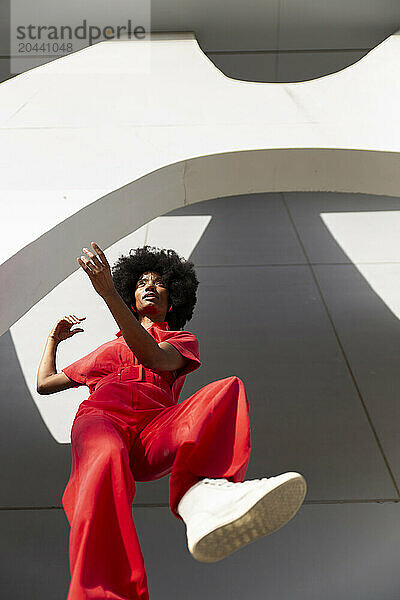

168,305,173,312
130,303,137,314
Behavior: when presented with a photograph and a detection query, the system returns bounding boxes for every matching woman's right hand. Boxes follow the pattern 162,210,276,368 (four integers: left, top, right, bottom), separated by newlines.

49,315,86,343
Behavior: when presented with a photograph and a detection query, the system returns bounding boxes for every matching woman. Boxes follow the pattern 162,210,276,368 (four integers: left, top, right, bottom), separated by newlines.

36,242,306,600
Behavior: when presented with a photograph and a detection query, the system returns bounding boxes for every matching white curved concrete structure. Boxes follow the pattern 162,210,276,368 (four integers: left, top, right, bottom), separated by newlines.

1,30,400,335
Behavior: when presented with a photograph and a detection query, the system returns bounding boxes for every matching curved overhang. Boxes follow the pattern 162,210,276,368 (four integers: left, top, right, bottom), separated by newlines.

1,31,400,335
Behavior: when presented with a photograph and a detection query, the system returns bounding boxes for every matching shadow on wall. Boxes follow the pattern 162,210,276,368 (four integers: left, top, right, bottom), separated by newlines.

1,191,400,510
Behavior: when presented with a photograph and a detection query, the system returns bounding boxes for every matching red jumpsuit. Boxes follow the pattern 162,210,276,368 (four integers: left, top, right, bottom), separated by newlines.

61,320,252,600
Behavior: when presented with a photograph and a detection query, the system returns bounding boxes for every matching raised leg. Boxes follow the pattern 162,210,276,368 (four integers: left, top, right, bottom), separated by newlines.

130,376,306,565
130,376,252,520
62,411,149,600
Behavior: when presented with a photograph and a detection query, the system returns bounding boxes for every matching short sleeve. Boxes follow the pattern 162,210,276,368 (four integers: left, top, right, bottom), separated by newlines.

61,357,89,388
163,330,201,378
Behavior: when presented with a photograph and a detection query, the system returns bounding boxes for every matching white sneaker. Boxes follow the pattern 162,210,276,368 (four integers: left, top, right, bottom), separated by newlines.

177,472,307,563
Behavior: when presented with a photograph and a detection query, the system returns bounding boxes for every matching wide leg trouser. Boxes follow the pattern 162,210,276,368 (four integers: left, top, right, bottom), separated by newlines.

62,375,252,600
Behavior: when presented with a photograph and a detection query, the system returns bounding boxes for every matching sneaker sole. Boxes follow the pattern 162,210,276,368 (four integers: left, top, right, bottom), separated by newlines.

191,473,307,563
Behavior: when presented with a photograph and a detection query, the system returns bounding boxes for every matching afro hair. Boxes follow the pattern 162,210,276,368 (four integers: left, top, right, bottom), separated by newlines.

111,245,199,331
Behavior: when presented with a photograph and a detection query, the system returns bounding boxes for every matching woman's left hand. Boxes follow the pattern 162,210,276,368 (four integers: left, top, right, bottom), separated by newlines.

77,242,117,299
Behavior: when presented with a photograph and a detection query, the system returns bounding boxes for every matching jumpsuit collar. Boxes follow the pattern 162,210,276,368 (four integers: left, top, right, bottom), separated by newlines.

115,320,170,337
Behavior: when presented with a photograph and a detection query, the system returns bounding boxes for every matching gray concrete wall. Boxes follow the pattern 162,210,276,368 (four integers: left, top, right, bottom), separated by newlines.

0,0,388,85
1,191,400,599
2,2,400,597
